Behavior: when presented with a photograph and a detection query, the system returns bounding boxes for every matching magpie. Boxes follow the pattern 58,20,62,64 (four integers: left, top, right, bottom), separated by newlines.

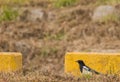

76,60,100,75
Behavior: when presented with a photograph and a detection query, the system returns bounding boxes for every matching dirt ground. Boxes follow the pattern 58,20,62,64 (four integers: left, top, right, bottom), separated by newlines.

0,0,120,82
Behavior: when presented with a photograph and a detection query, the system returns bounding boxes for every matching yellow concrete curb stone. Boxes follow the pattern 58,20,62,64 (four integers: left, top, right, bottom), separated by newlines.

0,52,22,72
65,52,120,76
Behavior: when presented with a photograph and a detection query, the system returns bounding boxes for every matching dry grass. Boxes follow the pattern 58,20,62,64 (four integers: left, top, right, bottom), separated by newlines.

0,0,120,82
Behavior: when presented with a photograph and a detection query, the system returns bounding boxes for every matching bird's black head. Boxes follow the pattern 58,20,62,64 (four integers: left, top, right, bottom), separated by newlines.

76,60,85,66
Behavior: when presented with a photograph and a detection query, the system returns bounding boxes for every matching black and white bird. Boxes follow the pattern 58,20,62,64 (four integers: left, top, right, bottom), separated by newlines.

76,60,100,75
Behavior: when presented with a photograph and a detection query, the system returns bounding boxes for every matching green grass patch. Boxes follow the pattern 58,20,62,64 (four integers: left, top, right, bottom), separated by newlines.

97,0,120,5
54,0,78,8
83,74,92,79
49,33,65,40
45,32,65,40
40,47,58,57
0,0,28,5
0,6,19,22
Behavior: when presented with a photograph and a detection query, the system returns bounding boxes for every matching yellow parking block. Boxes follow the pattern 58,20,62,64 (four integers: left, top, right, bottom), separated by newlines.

0,52,22,72
65,52,120,76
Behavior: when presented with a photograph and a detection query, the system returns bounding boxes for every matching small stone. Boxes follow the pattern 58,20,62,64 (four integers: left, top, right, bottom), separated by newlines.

14,41,31,57
20,8,48,22
92,5,118,22
29,9,48,21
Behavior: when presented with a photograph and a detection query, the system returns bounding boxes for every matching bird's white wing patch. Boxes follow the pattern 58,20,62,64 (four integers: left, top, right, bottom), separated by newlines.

83,66,92,75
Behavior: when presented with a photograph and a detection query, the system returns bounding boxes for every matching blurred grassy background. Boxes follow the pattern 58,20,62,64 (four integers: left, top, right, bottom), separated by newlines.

0,0,28,5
